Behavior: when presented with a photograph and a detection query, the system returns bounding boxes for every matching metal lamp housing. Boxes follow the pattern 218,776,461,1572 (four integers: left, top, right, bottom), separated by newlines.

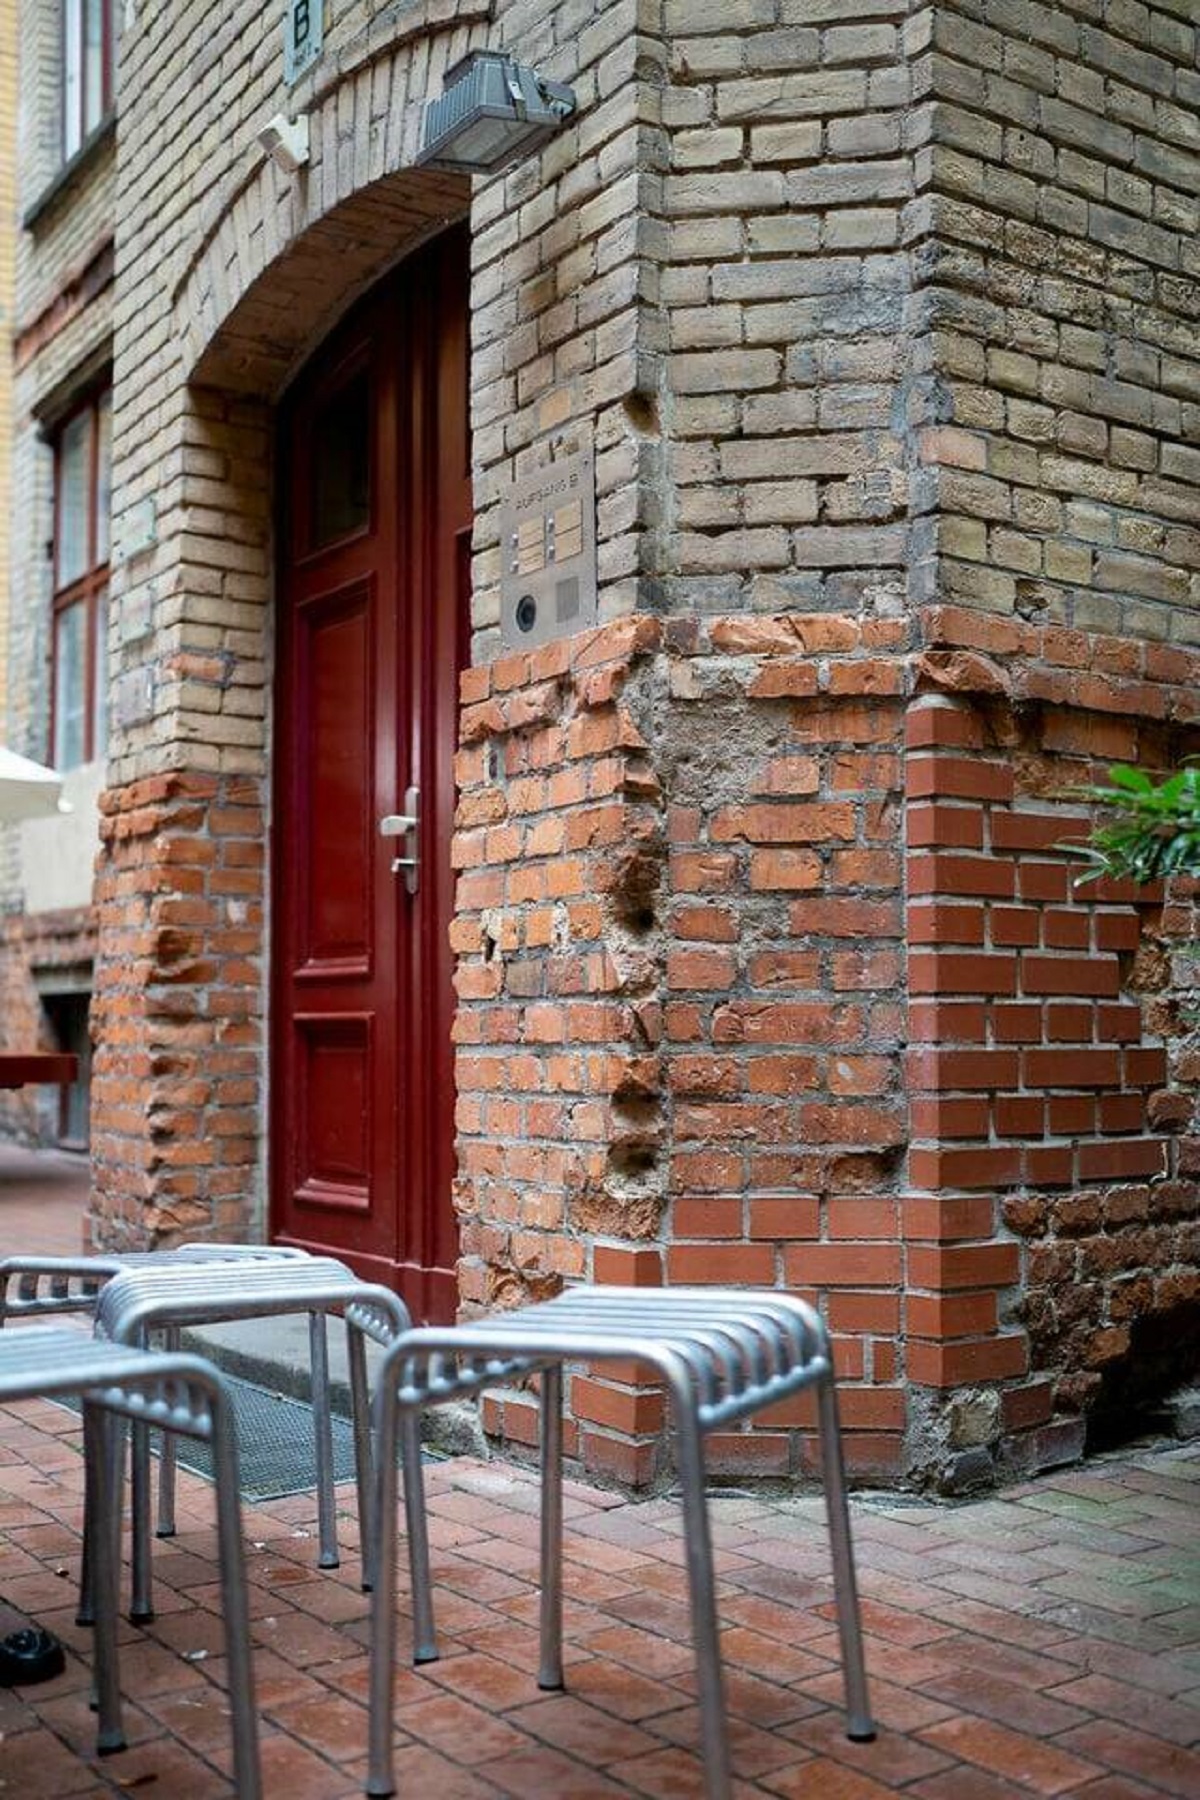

417,51,576,175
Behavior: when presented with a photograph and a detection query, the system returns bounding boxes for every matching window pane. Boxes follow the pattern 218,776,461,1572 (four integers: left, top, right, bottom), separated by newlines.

54,601,87,770
57,408,92,588
96,390,112,565
310,365,371,549
84,0,105,134
63,0,83,159
92,585,109,760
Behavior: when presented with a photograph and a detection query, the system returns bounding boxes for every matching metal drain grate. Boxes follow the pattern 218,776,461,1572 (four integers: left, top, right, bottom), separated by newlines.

58,1373,429,1502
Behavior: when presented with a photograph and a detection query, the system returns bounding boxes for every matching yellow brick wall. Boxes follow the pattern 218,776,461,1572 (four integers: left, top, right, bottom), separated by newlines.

0,0,114,1147
0,0,16,728
7,0,116,776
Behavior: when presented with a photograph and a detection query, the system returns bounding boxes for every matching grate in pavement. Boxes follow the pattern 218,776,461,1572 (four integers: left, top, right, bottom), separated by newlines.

58,1372,431,1502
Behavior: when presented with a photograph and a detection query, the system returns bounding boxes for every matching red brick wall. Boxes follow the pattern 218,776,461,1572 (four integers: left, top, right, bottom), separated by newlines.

655,610,911,1482
451,618,667,1476
456,605,1200,1488
87,771,265,1249
455,609,914,1481
901,610,1200,1483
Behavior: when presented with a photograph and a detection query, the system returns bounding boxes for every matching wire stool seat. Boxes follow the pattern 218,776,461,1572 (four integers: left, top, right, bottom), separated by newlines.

0,1244,312,1328
92,1257,414,1623
0,1326,260,1798
366,1285,875,1800
0,1245,314,1554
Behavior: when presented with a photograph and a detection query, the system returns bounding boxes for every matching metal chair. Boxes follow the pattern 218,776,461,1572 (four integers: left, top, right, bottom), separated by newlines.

0,1244,312,1557
366,1286,874,1800
0,1325,259,1798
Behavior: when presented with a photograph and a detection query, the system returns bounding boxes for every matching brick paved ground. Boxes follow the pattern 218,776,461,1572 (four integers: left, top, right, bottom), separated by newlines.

0,1143,88,1258
0,1394,1196,1799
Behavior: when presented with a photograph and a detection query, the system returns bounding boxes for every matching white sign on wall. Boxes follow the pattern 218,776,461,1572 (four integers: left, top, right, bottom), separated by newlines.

284,0,324,87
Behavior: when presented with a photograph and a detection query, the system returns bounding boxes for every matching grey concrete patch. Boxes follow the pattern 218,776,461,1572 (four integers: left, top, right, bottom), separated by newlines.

180,1314,487,1458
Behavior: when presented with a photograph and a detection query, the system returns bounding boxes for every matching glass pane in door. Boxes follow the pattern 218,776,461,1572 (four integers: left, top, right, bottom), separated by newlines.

310,364,371,550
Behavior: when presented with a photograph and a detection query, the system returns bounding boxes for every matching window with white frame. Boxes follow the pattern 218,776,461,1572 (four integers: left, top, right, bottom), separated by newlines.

51,387,111,770
62,0,114,161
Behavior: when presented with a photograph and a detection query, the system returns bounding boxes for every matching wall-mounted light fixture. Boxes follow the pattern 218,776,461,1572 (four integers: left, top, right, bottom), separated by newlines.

417,50,576,176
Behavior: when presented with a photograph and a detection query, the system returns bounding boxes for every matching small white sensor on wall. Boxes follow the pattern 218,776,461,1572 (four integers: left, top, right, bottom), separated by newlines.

257,113,310,174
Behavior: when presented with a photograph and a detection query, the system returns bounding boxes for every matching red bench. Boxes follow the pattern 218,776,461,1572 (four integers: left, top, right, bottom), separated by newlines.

0,1054,78,1090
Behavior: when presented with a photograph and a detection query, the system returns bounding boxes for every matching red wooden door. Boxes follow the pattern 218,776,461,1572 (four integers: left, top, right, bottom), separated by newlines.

272,226,470,1322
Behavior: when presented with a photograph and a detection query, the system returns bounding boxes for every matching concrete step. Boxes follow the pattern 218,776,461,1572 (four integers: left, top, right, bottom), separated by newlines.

182,1313,486,1457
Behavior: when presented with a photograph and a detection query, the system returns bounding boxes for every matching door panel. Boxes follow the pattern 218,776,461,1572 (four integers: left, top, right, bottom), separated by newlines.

293,1014,373,1213
273,227,469,1320
297,580,376,975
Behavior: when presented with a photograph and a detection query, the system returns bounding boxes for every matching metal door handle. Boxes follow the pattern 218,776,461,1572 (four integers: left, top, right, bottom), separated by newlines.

379,786,419,894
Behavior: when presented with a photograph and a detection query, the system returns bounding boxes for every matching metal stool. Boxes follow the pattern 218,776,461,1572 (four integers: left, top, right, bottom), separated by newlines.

367,1286,874,1800
0,1325,260,1798
0,1244,312,1329
0,1245,312,1548
93,1257,413,1623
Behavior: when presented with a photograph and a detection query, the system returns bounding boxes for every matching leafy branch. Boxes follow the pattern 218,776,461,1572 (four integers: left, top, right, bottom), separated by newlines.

1071,764,1200,888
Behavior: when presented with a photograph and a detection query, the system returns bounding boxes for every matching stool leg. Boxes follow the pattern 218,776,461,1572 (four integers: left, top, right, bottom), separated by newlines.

401,1407,437,1665
310,1310,339,1568
77,1402,97,1627
347,1320,374,1591
816,1374,875,1742
366,1381,402,1798
671,1383,732,1800
129,1413,154,1623
157,1325,181,1538
84,1402,125,1755
538,1364,564,1691
210,1386,262,1800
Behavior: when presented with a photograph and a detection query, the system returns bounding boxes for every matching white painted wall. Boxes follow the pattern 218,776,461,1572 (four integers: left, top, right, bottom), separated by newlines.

18,759,102,912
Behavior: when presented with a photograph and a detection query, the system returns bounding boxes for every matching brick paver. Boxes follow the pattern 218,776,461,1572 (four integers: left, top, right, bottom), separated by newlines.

0,1400,1195,1798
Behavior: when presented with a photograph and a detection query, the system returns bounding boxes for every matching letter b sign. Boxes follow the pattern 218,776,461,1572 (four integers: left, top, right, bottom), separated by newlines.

284,0,323,86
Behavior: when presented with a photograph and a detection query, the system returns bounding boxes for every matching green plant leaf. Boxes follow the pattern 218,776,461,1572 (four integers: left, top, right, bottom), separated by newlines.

1067,763,1200,888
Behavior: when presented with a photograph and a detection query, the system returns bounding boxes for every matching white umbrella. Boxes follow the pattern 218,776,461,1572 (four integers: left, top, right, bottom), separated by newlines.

0,746,72,823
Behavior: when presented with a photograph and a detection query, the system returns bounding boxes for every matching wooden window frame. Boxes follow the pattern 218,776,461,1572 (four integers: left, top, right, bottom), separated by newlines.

61,0,114,162
50,385,110,770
